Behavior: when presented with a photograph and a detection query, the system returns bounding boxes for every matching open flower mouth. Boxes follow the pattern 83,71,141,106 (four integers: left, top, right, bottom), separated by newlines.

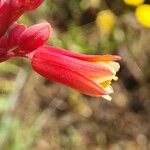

93,61,120,100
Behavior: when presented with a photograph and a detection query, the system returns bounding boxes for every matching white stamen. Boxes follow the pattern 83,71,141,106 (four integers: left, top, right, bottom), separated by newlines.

102,95,112,101
112,76,118,81
105,85,114,93
108,62,120,72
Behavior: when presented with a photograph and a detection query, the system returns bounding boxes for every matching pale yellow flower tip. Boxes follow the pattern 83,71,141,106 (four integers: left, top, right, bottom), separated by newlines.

96,10,116,34
102,95,112,101
123,0,145,6
135,4,150,28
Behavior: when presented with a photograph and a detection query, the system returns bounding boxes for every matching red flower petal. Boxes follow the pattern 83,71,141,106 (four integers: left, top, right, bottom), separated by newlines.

32,57,107,96
41,46,121,62
16,0,44,10
34,46,113,79
0,35,8,48
8,23,27,47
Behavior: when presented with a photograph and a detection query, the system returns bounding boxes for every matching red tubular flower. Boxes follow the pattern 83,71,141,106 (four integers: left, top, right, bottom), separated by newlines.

0,0,44,37
31,46,121,100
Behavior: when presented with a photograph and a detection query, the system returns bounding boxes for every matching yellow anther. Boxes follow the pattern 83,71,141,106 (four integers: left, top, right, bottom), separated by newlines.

101,80,111,88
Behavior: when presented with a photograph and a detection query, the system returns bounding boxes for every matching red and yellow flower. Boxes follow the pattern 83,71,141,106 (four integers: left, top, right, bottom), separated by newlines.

31,46,121,100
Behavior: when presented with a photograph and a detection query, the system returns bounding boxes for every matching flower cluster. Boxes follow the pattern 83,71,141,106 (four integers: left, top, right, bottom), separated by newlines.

0,22,50,61
0,0,121,100
123,0,150,28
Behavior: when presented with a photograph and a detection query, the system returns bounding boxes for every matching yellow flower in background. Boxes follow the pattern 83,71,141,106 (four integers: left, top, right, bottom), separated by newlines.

123,0,144,6
96,10,116,35
135,4,150,28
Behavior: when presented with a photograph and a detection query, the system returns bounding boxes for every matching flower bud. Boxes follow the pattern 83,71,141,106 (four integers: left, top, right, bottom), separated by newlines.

18,22,51,52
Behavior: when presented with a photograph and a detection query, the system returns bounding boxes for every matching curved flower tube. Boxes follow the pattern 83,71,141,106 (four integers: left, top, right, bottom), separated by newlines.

31,46,121,100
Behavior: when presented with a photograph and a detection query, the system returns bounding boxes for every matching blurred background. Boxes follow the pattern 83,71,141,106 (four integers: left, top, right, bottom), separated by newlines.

0,0,150,149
